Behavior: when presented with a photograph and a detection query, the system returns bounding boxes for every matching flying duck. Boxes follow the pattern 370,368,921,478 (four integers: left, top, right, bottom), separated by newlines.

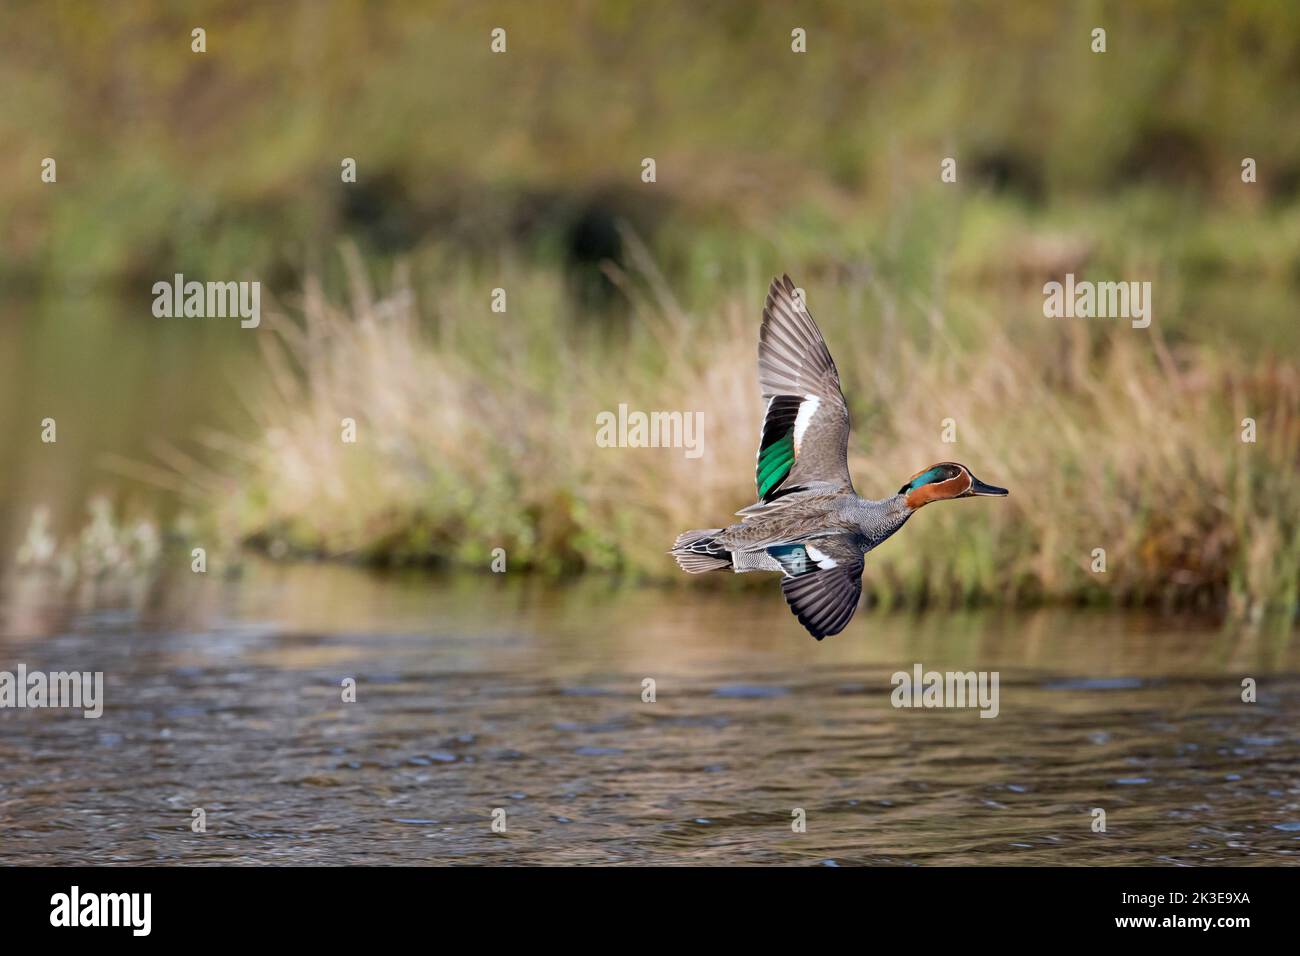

671,275,1008,639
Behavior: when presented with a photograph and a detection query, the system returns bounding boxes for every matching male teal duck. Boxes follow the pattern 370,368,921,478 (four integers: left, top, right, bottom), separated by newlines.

671,275,1008,640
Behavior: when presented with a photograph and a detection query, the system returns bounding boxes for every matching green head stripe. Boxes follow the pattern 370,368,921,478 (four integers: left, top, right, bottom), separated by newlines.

909,466,947,490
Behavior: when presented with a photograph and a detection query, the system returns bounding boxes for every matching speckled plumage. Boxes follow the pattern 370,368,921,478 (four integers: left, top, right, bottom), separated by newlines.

671,275,1008,640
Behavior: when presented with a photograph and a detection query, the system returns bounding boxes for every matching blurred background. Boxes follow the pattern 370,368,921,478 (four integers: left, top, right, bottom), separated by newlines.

2,0,1300,868
1,0,1298,615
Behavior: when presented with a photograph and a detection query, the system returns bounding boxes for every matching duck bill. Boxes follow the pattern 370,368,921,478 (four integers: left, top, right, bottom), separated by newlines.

969,476,1009,497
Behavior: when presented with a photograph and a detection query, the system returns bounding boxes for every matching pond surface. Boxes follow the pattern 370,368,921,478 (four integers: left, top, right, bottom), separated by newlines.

1,563,1296,865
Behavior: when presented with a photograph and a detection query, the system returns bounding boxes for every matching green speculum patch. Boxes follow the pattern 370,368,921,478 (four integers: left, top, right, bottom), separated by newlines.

757,432,795,497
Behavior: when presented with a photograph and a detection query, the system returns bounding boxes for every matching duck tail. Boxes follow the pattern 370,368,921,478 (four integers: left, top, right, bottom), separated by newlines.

670,529,732,573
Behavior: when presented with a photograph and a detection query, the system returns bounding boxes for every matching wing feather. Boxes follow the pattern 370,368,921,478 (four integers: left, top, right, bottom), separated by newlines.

775,536,865,641
752,276,854,501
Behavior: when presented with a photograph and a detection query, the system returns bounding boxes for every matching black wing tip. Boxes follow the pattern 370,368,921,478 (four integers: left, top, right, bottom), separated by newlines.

800,617,844,640
781,569,861,641
799,620,838,640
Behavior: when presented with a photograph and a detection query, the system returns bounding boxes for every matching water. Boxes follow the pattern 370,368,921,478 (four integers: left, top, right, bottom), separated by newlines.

1,562,1296,865
2,291,1297,866
0,293,257,556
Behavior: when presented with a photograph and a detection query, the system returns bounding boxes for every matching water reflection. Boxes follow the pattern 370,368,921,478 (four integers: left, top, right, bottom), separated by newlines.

0,562,1296,865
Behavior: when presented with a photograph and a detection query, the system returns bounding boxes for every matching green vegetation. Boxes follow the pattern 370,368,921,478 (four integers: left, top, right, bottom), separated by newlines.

4,2,1298,614
211,227,1300,616
6,2,1300,290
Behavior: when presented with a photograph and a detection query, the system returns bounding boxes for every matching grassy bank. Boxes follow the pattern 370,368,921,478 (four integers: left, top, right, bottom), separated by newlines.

7,3,1300,616
198,214,1300,617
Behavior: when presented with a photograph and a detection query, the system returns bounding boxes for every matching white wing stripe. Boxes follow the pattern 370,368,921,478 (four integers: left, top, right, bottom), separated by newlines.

804,544,838,569
793,395,820,453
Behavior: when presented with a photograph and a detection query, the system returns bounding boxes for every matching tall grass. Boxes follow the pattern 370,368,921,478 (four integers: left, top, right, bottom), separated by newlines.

209,242,1300,616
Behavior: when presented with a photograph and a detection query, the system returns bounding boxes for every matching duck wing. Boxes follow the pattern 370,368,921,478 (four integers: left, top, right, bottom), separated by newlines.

754,275,855,504
771,534,865,640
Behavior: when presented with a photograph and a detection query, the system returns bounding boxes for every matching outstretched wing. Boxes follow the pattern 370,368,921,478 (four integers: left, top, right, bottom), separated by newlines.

768,535,865,641
754,275,854,503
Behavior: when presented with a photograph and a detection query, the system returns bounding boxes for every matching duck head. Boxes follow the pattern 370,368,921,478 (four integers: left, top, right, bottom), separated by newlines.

899,462,1009,510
